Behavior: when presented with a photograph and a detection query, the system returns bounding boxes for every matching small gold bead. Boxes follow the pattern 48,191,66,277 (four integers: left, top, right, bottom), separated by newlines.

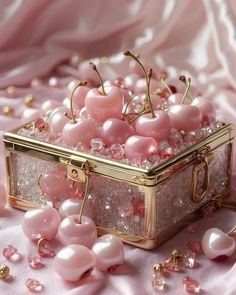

153,263,164,273
171,249,182,261
100,56,109,64
24,94,35,107
2,106,14,116
154,88,163,96
0,264,10,279
5,86,16,97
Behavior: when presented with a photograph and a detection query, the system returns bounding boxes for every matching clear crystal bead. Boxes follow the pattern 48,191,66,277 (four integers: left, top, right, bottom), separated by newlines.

152,273,165,292
183,251,196,269
90,138,104,151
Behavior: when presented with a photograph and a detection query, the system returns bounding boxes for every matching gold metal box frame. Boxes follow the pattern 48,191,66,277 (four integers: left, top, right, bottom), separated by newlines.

3,122,234,249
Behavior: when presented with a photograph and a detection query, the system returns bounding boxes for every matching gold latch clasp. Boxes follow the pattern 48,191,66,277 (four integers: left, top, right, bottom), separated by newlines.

191,152,210,203
67,156,90,183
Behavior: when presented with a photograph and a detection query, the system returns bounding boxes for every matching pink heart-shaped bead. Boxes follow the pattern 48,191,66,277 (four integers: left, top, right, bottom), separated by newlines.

202,228,236,261
22,206,61,241
85,86,123,123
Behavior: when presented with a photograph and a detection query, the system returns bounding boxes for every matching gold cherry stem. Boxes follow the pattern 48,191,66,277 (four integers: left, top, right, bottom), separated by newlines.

181,77,191,104
89,62,106,96
78,170,90,224
66,81,88,124
227,225,236,236
129,110,150,123
179,76,194,100
123,50,155,118
160,78,173,95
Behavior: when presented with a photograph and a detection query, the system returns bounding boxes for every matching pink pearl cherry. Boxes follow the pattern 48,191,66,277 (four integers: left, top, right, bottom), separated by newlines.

22,206,61,241
53,244,96,281
191,97,216,122
202,228,236,261
62,118,97,148
91,234,124,272
168,105,202,131
59,198,93,220
72,85,90,110
0,184,6,212
58,215,97,248
78,61,100,85
124,135,157,162
48,108,69,135
135,110,170,142
101,118,135,146
40,100,61,116
85,86,123,123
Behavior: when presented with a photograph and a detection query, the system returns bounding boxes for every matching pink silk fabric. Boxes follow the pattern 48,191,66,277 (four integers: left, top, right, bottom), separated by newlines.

1,0,236,294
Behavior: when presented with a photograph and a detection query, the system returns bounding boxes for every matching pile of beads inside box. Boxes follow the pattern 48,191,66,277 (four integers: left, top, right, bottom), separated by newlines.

18,50,220,169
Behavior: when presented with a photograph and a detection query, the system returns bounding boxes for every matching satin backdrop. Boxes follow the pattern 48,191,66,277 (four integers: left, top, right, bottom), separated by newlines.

1,1,236,294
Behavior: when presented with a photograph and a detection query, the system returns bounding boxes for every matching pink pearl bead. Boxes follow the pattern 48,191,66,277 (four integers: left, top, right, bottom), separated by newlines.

59,199,93,219
49,109,69,135
134,78,161,94
78,61,100,84
0,183,6,212
58,215,97,248
21,108,40,123
135,110,170,142
124,135,157,161
202,228,236,261
54,244,96,281
168,105,202,131
92,234,124,272
22,206,61,241
62,118,97,148
85,87,123,123
101,118,135,146
40,100,61,116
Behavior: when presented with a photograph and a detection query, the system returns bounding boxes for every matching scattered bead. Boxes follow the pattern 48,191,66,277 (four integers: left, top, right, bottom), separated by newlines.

187,241,202,255
24,94,35,107
2,245,21,262
183,276,200,294
28,256,44,269
90,138,104,152
0,264,10,279
5,86,16,97
152,263,166,292
25,278,43,292
2,106,14,116
186,223,199,233
182,251,196,269
109,143,124,160
34,118,49,132
37,238,55,258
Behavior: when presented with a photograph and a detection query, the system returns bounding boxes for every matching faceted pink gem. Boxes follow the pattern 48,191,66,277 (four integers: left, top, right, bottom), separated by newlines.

28,256,44,269
34,118,48,131
159,147,175,160
168,128,183,147
25,278,43,292
183,276,200,294
186,223,199,233
109,143,125,160
184,131,199,146
183,251,196,269
90,138,104,151
118,202,134,217
132,199,145,217
2,245,20,261
38,239,55,258
164,258,179,272
187,241,202,255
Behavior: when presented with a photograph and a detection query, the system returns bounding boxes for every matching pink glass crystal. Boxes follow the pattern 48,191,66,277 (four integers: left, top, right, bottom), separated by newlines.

3,245,20,261
90,138,104,151
25,278,43,292
34,118,49,132
187,241,202,255
186,223,199,233
109,143,125,160
118,202,134,217
152,272,165,292
164,258,179,272
159,147,175,160
28,256,44,269
183,251,196,269
183,276,200,294
38,239,55,258
168,128,183,147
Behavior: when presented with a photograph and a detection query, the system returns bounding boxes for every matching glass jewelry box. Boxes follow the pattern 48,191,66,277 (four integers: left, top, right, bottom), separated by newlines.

3,121,234,249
